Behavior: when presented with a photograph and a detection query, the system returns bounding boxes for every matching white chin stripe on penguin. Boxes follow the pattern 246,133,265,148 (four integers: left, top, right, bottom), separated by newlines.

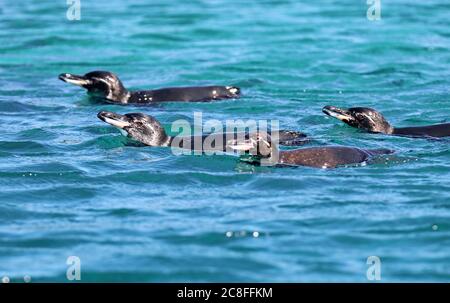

64,78,90,86
102,117,130,129
323,109,350,121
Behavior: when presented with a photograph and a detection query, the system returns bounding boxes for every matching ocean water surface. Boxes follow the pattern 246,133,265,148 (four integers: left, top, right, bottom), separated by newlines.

0,0,449,282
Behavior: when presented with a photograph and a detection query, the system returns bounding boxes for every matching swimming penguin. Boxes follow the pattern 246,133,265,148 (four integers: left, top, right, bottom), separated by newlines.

97,111,309,151
323,106,450,138
59,71,241,104
227,132,393,168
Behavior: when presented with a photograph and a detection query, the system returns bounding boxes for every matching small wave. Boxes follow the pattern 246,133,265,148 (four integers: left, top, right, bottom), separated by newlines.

0,140,50,153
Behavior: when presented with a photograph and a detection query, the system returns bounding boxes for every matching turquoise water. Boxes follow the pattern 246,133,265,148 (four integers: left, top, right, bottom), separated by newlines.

1,0,449,282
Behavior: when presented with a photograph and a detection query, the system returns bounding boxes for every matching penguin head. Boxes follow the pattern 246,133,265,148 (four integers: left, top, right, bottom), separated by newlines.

59,71,129,103
97,111,169,146
224,86,241,98
323,106,393,134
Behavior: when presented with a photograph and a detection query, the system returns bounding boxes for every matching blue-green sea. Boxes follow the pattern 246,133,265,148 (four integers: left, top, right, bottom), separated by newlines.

0,0,449,282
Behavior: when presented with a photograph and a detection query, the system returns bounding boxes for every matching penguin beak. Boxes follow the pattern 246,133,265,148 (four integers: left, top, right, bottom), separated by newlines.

97,111,131,129
322,106,355,123
227,137,271,152
59,73,92,87
227,138,257,151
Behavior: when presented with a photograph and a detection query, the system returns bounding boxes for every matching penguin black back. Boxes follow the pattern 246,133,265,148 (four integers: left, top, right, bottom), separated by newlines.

60,70,241,104
323,106,450,138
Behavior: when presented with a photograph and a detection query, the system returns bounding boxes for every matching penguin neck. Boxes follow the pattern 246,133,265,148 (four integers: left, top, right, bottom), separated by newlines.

370,116,394,135
360,122,394,135
109,90,131,104
161,136,174,147
259,144,280,165
382,125,395,135
128,129,172,147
